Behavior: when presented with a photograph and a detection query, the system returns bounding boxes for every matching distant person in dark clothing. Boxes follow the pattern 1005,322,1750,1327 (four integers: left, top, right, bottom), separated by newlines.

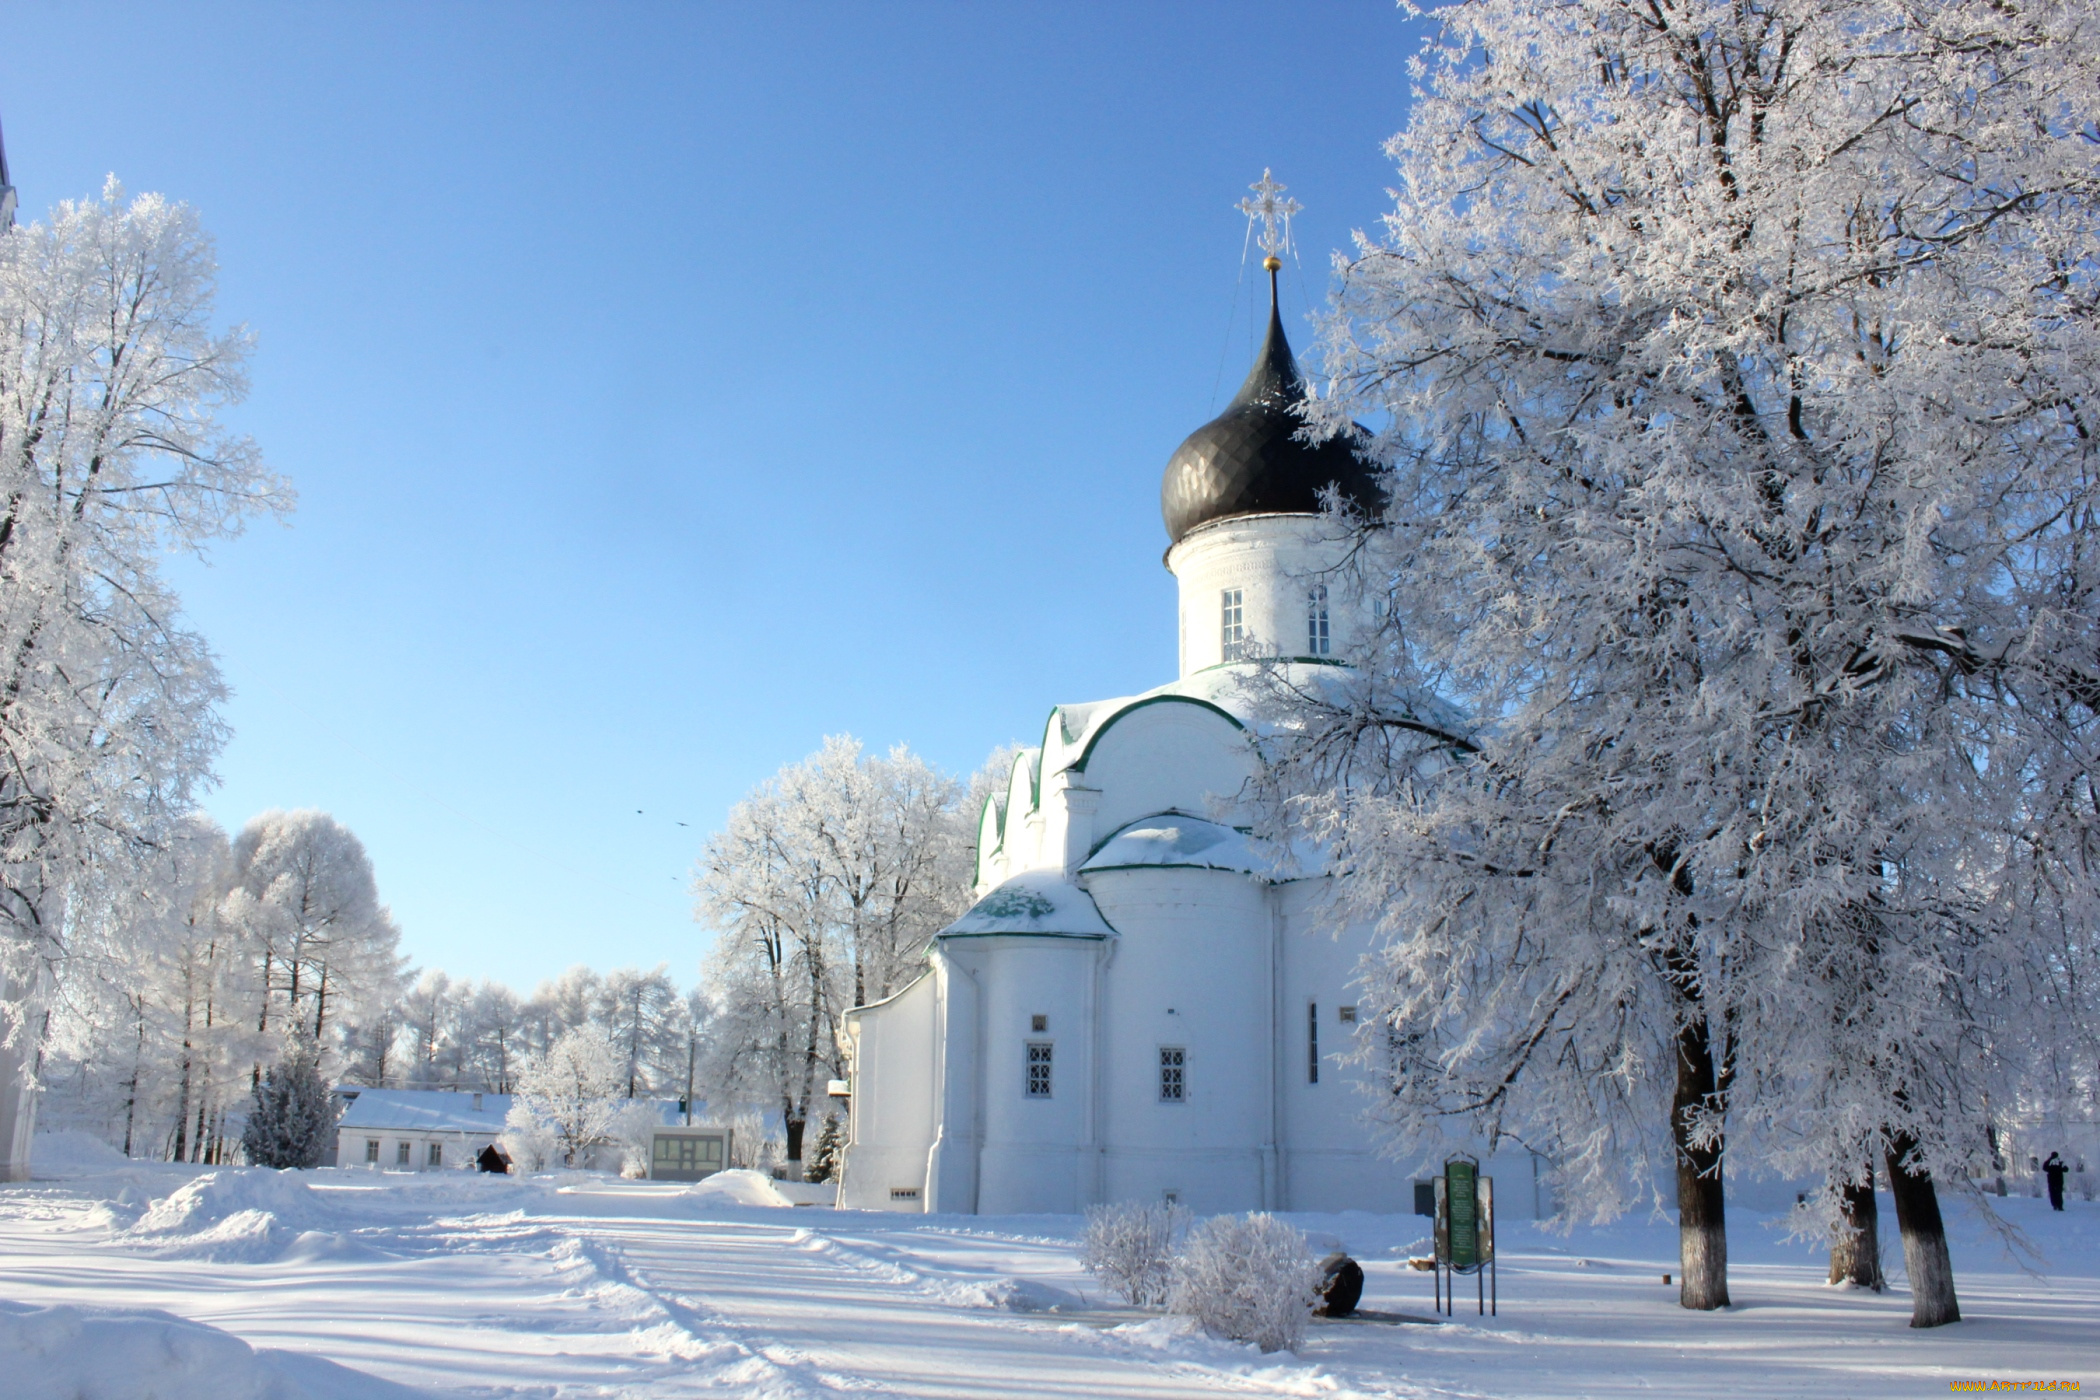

2043,1152,2068,1211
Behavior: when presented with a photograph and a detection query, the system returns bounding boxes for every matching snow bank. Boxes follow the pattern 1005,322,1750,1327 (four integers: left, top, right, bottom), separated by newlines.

126,1169,341,1261
950,1277,1084,1313
0,1301,427,1400
29,1129,128,1176
681,1168,796,1208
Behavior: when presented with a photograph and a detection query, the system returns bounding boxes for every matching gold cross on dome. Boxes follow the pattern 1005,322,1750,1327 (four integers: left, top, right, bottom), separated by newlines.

1238,168,1302,259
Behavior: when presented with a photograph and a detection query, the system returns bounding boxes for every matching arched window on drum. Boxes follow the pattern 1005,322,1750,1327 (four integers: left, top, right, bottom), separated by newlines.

1307,584,1330,657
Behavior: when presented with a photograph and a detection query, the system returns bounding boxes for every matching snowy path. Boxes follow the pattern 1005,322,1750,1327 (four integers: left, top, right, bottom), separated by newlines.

562,1211,1293,1399
0,1144,2094,1398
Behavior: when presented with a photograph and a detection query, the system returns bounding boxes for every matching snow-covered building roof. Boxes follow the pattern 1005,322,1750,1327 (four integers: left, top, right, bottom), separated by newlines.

937,870,1115,940
1079,813,1270,876
337,1089,513,1135
338,1089,694,1135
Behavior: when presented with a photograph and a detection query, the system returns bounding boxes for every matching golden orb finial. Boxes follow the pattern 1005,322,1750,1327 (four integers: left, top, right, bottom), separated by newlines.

1262,254,1282,272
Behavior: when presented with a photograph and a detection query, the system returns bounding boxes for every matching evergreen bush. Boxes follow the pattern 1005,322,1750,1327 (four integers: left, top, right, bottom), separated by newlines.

805,1115,841,1184
240,1032,336,1169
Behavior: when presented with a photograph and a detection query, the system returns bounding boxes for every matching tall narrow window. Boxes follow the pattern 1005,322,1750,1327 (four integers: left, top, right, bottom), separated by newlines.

1026,1041,1054,1097
1308,584,1330,656
1308,1002,1320,1084
1159,1046,1186,1102
396,1139,411,1166
364,1139,379,1164
427,1142,443,1168
1221,589,1245,661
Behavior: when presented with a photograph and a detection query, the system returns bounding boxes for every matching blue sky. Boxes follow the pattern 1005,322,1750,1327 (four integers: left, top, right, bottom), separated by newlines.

2,2,1425,990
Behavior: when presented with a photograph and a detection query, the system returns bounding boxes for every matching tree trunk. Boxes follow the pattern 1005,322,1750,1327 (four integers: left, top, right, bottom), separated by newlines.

1885,1134,1959,1327
1672,1016,1729,1310
171,1046,191,1163
1828,1169,1884,1290
784,1112,806,1169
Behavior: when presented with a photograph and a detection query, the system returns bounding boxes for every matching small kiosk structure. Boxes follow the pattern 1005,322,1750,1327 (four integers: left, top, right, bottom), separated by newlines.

1432,1155,1496,1316
647,1126,733,1182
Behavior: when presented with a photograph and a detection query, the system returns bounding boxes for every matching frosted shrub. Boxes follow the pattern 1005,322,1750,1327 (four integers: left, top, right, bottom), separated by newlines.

607,1101,665,1178
1167,1212,1320,1353
1080,1200,1189,1306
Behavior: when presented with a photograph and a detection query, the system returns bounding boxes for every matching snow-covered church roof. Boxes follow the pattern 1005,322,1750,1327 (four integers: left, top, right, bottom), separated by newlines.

937,870,1115,940
1079,813,1271,876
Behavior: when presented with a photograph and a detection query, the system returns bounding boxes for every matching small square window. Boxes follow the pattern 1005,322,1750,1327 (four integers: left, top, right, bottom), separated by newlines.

395,1140,411,1166
1159,1046,1186,1103
427,1142,443,1167
1031,1014,1048,1033
1026,1041,1053,1097
1338,1005,1358,1024
364,1139,379,1164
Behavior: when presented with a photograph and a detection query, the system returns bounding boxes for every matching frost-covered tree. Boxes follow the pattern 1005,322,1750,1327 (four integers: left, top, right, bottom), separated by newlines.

1269,0,2100,1324
457,980,525,1093
240,1029,335,1169
522,965,601,1061
37,815,267,1162
0,180,287,1176
692,736,978,1172
597,964,683,1098
507,1025,628,1169
225,809,405,1050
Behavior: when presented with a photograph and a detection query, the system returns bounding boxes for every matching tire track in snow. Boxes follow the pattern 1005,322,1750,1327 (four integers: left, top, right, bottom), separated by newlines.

573,1214,1398,1400
560,1227,908,1399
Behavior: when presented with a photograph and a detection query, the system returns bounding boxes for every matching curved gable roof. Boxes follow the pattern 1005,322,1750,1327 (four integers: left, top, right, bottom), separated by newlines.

938,871,1115,941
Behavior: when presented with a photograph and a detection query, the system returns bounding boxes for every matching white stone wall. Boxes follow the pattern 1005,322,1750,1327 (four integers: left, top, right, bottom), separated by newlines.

1165,514,1369,676
1088,867,1274,1213
838,971,942,1211
336,1131,490,1170
951,935,1104,1215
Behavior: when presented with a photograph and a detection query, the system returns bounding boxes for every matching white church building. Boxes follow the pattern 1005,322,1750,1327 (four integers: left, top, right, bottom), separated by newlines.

838,248,1545,1217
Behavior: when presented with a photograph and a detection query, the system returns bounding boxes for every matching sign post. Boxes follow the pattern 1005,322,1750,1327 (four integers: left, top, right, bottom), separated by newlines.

1431,1155,1497,1316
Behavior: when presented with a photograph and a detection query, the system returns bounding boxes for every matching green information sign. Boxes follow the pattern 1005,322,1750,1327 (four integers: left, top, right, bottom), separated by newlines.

1446,1159,1479,1269
1430,1156,1498,1316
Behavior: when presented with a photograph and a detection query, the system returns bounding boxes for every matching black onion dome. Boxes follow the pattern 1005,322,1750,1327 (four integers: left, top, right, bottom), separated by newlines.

1161,273,1378,545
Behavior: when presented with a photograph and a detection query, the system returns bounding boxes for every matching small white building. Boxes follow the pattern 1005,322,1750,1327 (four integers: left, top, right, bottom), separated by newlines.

335,1089,512,1171
839,267,1546,1217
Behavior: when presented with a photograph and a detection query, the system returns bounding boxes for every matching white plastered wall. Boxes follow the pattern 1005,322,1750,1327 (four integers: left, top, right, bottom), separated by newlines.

838,970,943,1211
1166,514,1369,677
1086,867,1273,1213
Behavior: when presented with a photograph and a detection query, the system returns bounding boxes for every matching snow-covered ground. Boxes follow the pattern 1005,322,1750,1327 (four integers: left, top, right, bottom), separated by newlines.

2,1132,2093,1399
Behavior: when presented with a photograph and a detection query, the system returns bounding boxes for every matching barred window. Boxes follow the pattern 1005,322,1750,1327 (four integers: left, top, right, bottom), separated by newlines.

1159,1046,1186,1102
1026,1041,1054,1097
1308,584,1330,656
1221,589,1245,661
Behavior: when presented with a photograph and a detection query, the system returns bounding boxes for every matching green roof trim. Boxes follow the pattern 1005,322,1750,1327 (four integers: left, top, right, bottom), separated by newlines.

935,929,1111,942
